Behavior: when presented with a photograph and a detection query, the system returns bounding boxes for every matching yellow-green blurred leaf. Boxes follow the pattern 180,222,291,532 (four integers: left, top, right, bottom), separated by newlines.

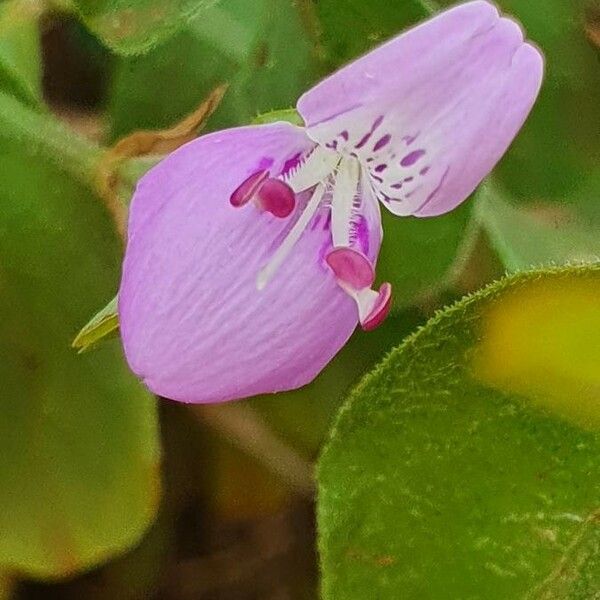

72,295,119,353
0,0,42,104
472,273,600,429
0,136,160,578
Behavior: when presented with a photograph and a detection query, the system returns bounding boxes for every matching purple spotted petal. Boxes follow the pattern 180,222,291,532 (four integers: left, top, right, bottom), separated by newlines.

297,0,543,216
119,123,358,404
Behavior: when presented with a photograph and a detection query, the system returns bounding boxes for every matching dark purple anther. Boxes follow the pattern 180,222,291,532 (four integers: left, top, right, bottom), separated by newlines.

257,179,296,218
230,170,295,218
361,283,392,332
325,247,374,289
230,170,269,207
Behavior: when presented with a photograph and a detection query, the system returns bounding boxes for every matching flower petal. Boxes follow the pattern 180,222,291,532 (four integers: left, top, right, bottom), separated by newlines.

119,123,359,404
297,1,543,216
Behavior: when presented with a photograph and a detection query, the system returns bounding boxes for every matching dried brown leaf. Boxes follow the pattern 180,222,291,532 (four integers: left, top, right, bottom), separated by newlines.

94,84,227,238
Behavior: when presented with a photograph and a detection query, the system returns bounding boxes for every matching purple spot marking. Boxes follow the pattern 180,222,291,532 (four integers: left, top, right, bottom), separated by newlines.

400,149,426,167
282,153,302,175
373,134,391,152
372,174,384,183
404,176,414,182
355,215,370,256
340,130,349,141
415,167,450,213
420,166,430,176
374,164,388,173
391,182,403,189
355,115,384,149
258,157,274,171
402,134,418,146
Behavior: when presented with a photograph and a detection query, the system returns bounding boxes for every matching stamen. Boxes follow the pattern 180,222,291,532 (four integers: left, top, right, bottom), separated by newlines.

283,146,339,193
256,183,326,290
230,170,295,218
326,246,392,331
230,170,269,207
256,179,296,218
357,283,392,331
326,247,374,290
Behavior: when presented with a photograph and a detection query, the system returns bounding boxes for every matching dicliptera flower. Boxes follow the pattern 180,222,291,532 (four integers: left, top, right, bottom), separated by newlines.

119,0,543,404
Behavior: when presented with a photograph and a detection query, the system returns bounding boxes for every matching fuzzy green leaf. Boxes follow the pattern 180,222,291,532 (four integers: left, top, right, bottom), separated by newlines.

319,264,600,599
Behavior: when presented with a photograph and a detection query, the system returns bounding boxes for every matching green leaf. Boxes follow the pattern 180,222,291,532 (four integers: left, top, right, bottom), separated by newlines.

491,0,600,200
72,0,219,55
0,138,160,578
477,182,600,271
0,0,42,104
378,201,472,308
319,264,600,599
108,0,316,139
0,573,14,600
315,0,430,68
251,107,303,126
210,0,317,130
72,295,119,353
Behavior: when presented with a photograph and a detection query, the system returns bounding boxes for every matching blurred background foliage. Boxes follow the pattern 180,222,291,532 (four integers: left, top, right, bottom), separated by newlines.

0,0,598,598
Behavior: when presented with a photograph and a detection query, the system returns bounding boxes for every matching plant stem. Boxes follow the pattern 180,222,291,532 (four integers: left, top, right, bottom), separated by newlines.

0,90,103,188
191,404,315,497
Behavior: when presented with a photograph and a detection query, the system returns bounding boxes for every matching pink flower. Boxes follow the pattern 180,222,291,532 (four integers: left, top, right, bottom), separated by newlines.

119,1,543,403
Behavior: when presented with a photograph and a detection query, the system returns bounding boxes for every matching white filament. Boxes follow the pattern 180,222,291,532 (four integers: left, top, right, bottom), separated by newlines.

256,183,327,290
354,287,379,322
330,157,360,248
283,145,339,193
